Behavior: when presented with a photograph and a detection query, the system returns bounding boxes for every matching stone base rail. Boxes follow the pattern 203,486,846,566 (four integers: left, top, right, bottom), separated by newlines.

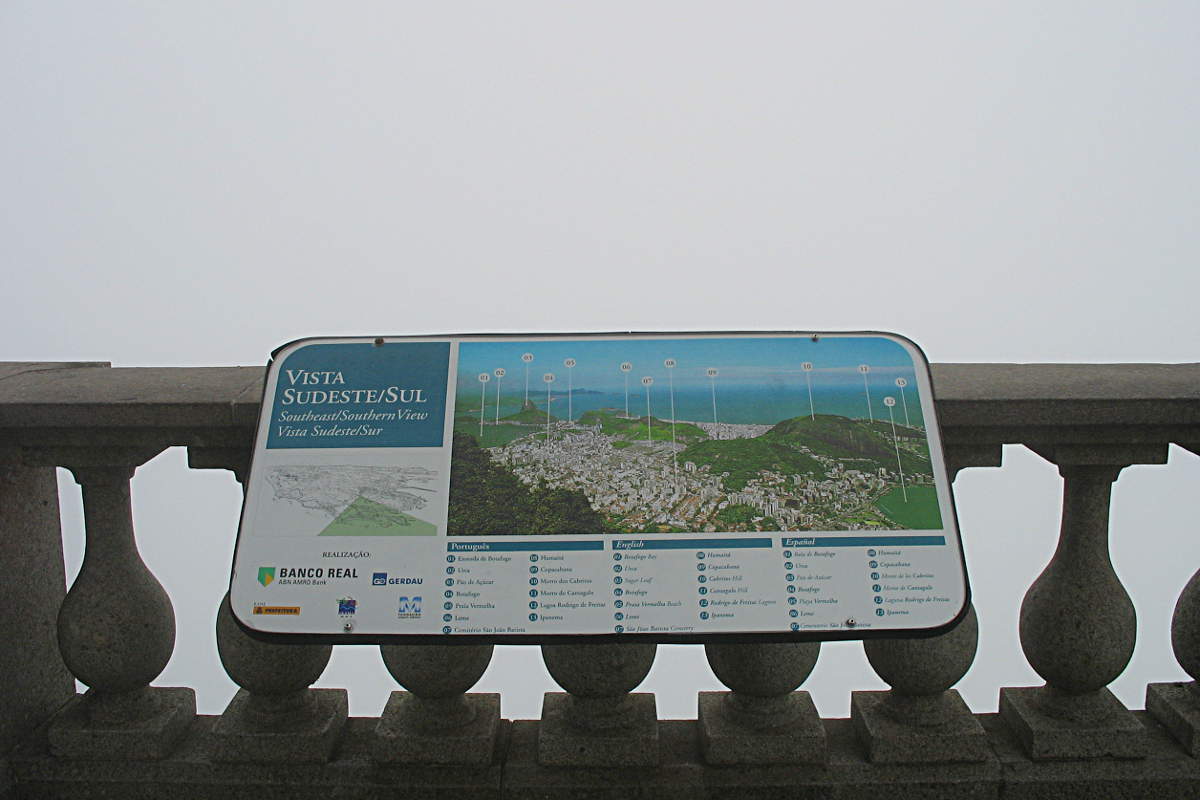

2,360,1199,798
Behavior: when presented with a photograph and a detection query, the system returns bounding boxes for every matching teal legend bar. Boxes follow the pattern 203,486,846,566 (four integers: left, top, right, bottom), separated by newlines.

447,540,605,552
612,538,774,550
780,536,946,547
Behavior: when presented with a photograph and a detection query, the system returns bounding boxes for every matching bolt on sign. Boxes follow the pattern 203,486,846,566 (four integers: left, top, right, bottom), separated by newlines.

230,332,969,643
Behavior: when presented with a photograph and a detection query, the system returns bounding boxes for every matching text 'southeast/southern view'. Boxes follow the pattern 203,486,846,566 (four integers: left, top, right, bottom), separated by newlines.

448,336,942,535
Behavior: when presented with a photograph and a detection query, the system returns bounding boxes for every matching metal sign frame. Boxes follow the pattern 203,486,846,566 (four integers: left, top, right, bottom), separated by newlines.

230,331,970,645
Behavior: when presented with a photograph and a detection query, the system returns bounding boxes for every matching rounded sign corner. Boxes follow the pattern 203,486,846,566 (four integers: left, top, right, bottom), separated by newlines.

906,585,973,640
870,330,933,367
270,336,327,363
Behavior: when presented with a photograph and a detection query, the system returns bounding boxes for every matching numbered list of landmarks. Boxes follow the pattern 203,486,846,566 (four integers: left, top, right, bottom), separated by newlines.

440,534,960,636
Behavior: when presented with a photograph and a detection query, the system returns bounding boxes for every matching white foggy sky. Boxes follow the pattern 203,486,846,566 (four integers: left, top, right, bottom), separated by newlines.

2,2,1198,719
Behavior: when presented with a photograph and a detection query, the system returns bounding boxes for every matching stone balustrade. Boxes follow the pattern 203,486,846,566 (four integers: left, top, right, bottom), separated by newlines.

1,360,1199,799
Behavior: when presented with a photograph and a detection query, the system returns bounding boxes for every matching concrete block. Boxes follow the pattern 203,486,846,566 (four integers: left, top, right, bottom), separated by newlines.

507,719,702,800
999,686,1146,761
983,711,1200,800
210,688,347,763
698,690,825,766
537,692,658,767
373,691,499,766
12,716,508,799
46,687,195,760
1146,681,1200,757
851,689,988,763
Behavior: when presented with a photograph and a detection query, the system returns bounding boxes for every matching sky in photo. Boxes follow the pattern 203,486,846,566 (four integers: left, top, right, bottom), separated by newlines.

455,335,918,391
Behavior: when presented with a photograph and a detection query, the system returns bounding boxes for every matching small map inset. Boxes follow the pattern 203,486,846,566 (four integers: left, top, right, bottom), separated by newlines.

266,465,439,537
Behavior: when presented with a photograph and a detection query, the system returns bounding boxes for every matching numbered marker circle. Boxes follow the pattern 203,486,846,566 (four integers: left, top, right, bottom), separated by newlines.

564,358,576,368
664,358,676,368
543,373,555,383
801,362,813,371
521,353,534,363
706,368,718,377
858,364,870,373
895,377,908,387
883,396,896,407
641,377,653,386
620,362,632,372
494,368,506,378
477,372,490,383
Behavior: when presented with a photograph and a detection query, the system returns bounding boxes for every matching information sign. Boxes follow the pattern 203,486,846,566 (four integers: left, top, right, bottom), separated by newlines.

230,333,969,642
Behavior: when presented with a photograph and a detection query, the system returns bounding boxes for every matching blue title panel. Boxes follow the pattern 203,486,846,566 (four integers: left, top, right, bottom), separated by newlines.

267,341,450,448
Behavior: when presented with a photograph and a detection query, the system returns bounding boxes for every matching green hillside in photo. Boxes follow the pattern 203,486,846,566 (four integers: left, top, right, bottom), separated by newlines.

764,414,931,475
501,400,558,424
578,408,709,444
875,485,942,529
680,437,823,491
453,421,543,449
678,413,933,493
453,400,558,448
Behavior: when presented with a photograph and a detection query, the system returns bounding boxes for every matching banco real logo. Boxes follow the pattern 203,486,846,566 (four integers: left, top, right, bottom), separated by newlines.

256,566,358,587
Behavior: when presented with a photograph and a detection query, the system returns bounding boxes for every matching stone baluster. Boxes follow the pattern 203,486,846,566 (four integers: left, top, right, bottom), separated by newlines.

700,642,824,765
1146,441,1200,754
1146,569,1200,755
855,608,983,762
186,446,348,762
539,642,658,766
850,444,996,763
374,644,499,765
212,594,345,761
999,444,1165,760
0,456,74,770
47,460,196,759
1,364,88,769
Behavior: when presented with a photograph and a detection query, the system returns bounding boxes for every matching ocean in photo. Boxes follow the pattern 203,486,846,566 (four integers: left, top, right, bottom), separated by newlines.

455,385,926,429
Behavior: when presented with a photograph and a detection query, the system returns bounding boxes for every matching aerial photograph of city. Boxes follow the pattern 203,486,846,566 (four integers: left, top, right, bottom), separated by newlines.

446,336,943,535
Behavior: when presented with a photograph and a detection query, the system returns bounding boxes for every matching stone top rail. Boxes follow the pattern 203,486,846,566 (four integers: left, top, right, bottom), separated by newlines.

1,362,1198,456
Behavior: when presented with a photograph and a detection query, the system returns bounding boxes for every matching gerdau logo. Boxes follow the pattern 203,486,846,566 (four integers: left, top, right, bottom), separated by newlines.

258,567,276,587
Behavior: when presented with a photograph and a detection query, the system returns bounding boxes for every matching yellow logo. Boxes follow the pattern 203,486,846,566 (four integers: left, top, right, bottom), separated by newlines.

252,605,300,616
